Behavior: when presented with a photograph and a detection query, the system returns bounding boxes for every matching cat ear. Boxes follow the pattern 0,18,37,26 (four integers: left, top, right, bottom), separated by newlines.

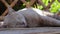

8,6,16,14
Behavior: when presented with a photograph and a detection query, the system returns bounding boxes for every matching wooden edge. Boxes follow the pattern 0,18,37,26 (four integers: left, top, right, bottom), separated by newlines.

26,31,60,34
0,27,60,31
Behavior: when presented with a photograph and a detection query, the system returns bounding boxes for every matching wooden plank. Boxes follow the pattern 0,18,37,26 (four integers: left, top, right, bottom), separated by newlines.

0,27,60,34
26,32,60,34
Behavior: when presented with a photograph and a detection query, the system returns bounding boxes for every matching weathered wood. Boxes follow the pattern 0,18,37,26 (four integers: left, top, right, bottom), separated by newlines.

0,27,60,34
38,0,46,10
1,0,18,16
26,32,60,34
21,0,36,8
29,0,36,6
45,0,55,11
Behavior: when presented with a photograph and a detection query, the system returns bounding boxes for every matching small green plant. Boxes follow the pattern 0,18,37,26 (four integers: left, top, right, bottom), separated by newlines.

50,0,60,13
34,0,60,14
